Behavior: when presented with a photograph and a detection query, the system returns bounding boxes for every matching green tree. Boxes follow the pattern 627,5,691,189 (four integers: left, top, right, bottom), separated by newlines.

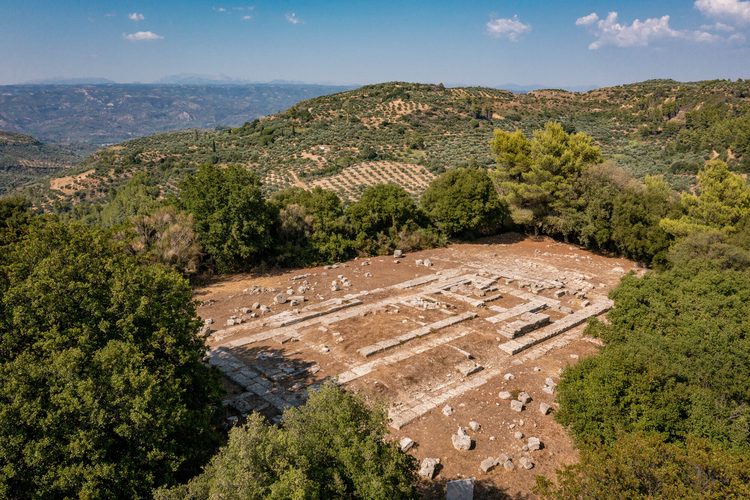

155,382,419,500
610,175,679,267
555,265,750,454
346,183,419,240
179,164,276,273
535,433,750,500
661,160,750,237
270,186,354,265
0,196,33,246
490,122,602,235
0,220,224,499
98,172,160,228
420,167,507,238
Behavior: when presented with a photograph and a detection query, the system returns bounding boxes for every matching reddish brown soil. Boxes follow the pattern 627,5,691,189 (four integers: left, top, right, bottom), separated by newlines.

195,234,638,499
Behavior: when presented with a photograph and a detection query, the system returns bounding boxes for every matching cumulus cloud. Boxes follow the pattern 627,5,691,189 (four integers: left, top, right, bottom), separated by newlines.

241,15,252,20
123,31,164,41
701,21,735,30
286,12,303,24
213,7,227,12
486,15,532,42
695,0,750,24
128,13,144,21
576,11,731,49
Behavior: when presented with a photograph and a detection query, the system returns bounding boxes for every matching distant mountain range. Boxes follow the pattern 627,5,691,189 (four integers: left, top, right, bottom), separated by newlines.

22,75,330,86
0,83,357,147
23,77,118,85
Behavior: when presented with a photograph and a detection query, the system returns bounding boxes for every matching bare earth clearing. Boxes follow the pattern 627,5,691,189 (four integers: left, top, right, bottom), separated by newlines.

196,235,639,499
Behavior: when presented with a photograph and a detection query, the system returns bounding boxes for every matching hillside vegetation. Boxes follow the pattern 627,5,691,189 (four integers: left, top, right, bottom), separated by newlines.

16,79,749,215
0,130,82,196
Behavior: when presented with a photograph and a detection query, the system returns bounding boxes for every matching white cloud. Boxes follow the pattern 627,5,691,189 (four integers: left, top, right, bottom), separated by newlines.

213,7,227,12
104,13,116,18
730,32,748,43
487,15,532,42
576,11,731,49
128,12,144,21
241,15,252,20
576,13,599,27
695,0,750,24
286,12,303,24
123,31,164,41
700,21,735,30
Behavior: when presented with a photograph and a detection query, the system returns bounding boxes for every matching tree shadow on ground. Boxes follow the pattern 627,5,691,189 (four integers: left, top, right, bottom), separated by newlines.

418,476,533,500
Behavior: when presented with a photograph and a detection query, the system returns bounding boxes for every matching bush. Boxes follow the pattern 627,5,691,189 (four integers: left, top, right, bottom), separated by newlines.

555,266,750,455
155,383,419,500
535,433,750,500
420,167,508,238
0,220,224,499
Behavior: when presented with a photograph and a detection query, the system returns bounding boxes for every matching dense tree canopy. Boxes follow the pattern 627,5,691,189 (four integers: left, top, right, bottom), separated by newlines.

535,433,750,500
490,122,602,234
0,220,224,499
420,167,507,238
555,265,750,455
179,164,276,273
155,383,419,500
661,160,750,237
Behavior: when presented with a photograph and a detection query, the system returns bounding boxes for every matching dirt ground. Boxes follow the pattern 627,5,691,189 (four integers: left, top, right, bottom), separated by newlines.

196,234,639,499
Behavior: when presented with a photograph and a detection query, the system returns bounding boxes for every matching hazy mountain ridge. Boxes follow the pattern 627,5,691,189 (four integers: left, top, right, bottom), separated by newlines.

0,83,358,147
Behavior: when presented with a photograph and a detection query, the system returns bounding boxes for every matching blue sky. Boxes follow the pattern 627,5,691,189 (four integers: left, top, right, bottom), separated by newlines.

1,0,749,87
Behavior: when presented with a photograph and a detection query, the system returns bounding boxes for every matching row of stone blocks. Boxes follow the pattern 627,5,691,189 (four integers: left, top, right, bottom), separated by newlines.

206,347,304,413
499,301,613,355
498,312,550,339
357,311,478,358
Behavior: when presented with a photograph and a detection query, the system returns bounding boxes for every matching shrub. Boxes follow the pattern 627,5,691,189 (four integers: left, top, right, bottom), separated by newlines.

155,382,419,500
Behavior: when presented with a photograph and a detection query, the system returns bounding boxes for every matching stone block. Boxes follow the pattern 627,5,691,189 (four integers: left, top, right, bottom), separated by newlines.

504,373,515,380
518,457,534,470
469,421,481,431
545,377,557,387
424,258,433,267
503,459,515,470
446,478,474,500
498,391,512,400
442,405,454,416
456,360,483,377
479,457,500,473
393,249,403,258
419,457,440,479
539,403,551,415
452,427,472,451
528,437,541,451
543,385,555,395
514,431,524,439
274,293,287,304
518,392,532,404
510,400,524,412
399,437,415,452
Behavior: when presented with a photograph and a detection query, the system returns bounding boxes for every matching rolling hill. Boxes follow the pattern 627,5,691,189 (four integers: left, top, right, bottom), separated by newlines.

0,130,82,196
12,79,750,213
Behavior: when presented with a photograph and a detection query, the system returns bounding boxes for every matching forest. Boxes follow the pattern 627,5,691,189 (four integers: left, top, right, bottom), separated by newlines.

1,81,750,499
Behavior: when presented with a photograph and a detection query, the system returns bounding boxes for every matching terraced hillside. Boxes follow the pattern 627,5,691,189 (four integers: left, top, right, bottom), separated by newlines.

0,131,82,196
16,79,750,212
